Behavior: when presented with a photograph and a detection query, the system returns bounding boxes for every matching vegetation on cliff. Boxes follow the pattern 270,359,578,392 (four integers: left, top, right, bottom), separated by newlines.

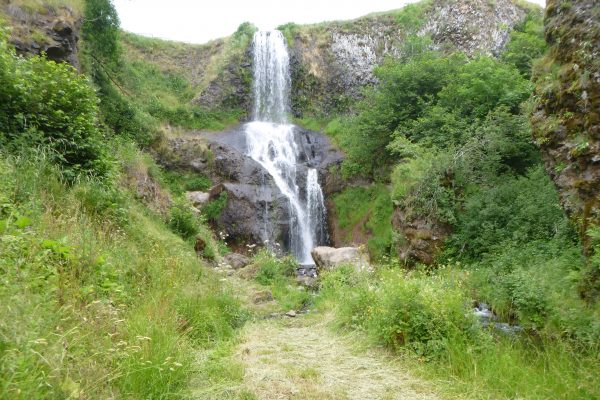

314,4,599,398
1,0,599,399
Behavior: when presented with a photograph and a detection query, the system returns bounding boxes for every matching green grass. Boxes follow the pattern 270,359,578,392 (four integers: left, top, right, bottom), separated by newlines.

0,147,247,399
251,250,312,311
118,48,244,131
332,185,393,261
316,265,600,400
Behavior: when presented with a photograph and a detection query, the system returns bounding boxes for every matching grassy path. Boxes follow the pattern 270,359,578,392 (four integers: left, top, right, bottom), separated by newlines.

236,315,441,400
192,272,443,400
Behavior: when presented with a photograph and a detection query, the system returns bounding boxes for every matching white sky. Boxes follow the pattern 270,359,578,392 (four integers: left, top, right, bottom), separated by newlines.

113,0,546,44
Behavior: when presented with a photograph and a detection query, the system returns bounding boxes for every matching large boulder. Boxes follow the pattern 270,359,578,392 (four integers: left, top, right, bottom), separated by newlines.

186,191,210,207
311,246,370,272
222,252,251,270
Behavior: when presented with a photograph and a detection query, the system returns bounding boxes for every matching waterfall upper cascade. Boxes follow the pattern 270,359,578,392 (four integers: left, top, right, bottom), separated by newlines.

245,30,327,265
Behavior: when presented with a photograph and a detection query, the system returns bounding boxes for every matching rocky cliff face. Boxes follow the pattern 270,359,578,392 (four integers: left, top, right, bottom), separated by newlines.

285,0,528,116
1,3,80,68
160,126,342,251
530,0,600,245
122,0,533,119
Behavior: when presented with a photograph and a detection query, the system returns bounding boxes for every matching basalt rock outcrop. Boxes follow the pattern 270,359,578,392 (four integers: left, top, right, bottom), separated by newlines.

284,0,529,116
2,3,80,68
530,0,600,245
392,208,451,266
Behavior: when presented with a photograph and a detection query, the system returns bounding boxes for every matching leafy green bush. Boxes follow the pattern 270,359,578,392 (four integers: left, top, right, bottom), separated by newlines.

338,52,464,176
332,185,393,261
167,197,201,240
370,270,476,358
0,29,108,178
201,192,228,221
253,250,297,286
448,166,573,259
322,267,476,359
501,13,547,77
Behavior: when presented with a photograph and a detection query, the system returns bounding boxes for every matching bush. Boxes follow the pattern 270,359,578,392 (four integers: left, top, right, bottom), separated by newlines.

332,185,393,261
201,192,228,221
167,197,200,240
323,267,477,359
448,166,573,259
0,29,108,178
253,250,297,286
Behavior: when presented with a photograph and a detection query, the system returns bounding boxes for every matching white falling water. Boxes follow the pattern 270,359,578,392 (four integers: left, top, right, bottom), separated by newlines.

307,169,328,246
245,30,326,265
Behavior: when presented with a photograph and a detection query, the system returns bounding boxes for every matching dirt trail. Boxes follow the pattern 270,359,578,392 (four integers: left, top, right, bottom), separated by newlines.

236,315,441,400
196,272,443,400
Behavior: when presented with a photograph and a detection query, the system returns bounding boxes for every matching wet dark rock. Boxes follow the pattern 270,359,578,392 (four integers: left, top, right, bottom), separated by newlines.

187,124,342,252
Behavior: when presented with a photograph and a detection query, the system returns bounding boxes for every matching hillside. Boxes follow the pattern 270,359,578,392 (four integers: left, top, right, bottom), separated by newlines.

1,0,599,399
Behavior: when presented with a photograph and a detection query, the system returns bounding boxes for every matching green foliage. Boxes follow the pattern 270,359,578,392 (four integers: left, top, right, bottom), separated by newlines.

437,57,532,119
251,250,310,311
317,264,600,399
80,0,160,146
119,54,245,131
0,29,108,179
394,1,431,31
321,266,476,359
277,22,299,47
168,197,202,240
332,185,393,261
253,250,297,286
501,12,547,77
448,166,573,259
201,192,228,221
0,152,247,399
338,52,465,176
82,0,120,69
232,22,258,45
340,51,532,178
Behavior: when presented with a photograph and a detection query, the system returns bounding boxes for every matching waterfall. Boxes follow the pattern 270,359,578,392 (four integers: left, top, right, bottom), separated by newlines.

307,169,328,246
245,30,327,265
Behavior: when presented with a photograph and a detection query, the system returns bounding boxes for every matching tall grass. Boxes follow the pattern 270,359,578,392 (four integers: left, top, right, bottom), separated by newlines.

0,148,247,399
316,265,600,399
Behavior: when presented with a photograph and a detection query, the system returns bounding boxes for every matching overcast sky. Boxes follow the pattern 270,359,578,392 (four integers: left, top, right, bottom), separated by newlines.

113,0,546,44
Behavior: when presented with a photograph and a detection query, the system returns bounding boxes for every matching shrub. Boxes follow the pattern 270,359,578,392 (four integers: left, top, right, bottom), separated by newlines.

253,250,297,286
371,270,476,358
167,197,200,240
0,29,108,178
201,192,228,221
323,267,477,359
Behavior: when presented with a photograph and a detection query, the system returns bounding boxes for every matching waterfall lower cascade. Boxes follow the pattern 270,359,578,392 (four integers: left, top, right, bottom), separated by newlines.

245,30,327,265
